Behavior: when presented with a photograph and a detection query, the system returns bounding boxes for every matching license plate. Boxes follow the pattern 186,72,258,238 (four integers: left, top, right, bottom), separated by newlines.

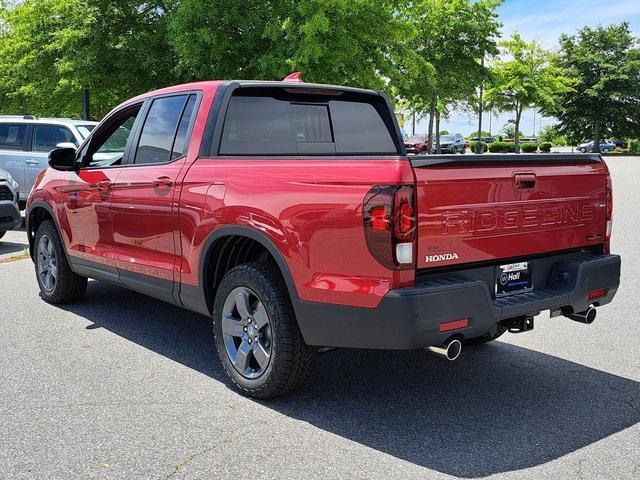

496,262,532,296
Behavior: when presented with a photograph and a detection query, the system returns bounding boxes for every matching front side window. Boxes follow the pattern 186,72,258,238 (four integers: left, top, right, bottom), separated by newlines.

134,95,188,165
82,105,142,168
0,123,27,150
32,125,76,152
219,93,397,156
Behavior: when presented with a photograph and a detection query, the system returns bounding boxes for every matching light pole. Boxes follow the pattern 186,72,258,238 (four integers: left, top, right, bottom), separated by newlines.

476,56,485,154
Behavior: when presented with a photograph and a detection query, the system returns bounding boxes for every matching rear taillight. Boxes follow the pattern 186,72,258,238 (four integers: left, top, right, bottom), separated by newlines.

605,173,613,238
363,185,416,270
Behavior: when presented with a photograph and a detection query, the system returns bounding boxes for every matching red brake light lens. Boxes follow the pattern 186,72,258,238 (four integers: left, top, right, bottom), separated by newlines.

370,205,390,231
363,185,416,270
588,288,606,300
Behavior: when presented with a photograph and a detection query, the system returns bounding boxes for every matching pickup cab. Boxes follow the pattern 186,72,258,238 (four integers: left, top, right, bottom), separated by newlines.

26,78,621,398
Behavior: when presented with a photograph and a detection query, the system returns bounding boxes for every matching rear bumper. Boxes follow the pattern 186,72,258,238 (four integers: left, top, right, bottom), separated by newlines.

296,252,621,349
0,200,21,232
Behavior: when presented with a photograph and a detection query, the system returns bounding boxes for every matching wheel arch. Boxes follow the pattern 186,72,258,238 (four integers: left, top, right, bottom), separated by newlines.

27,201,63,262
195,226,302,318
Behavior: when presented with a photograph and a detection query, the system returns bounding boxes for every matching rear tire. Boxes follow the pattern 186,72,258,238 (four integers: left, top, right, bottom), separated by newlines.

34,220,87,304
213,261,316,398
579,147,586,153
465,323,508,345
0,231,5,240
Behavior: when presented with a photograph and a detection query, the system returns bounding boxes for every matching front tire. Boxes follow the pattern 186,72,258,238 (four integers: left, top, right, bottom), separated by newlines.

213,262,316,398
34,220,87,304
602,147,610,153
579,147,586,153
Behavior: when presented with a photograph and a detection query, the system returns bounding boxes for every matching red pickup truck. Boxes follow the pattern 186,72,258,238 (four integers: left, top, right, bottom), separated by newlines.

26,79,620,398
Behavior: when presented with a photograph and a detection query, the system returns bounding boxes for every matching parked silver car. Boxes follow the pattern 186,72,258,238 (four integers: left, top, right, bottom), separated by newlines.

433,133,466,153
0,116,98,206
0,168,21,240
577,139,616,153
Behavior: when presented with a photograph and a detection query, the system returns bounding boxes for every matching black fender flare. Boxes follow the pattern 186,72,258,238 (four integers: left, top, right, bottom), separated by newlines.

192,225,303,316
26,201,68,263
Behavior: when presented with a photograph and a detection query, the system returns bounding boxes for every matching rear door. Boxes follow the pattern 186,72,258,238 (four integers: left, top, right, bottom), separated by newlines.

0,122,29,200
412,156,608,270
110,93,198,300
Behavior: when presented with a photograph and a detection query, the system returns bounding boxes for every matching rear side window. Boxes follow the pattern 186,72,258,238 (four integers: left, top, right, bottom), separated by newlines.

0,123,27,150
219,94,397,156
135,95,187,165
171,95,197,160
32,125,76,152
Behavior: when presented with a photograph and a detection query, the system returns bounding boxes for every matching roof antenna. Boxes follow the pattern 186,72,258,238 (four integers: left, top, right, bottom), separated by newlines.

283,72,304,83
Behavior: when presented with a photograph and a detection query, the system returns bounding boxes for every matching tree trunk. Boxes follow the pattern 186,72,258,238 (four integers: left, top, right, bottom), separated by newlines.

435,110,441,154
514,107,522,154
593,122,601,153
427,95,436,155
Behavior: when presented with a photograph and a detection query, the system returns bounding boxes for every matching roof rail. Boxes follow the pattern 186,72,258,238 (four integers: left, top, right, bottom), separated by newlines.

23,115,37,120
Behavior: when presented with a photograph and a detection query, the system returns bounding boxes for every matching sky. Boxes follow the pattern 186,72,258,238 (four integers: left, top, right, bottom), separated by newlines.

410,0,640,138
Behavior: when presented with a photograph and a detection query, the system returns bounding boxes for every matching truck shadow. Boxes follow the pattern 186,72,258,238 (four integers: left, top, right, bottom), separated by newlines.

66,280,640,478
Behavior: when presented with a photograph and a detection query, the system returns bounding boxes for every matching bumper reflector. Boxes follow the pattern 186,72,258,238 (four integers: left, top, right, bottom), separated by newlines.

588,288,606,300
439,318,469,332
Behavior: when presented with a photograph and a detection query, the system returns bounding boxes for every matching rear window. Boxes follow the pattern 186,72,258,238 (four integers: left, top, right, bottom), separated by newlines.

32,125,76,152
135,95,188,165
0,123,27,150
219,93,397,156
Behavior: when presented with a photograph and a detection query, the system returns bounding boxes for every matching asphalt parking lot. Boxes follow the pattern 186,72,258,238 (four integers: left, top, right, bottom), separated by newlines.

1,158,639,479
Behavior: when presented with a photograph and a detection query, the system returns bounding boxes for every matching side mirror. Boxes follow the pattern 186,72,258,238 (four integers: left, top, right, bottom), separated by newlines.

48,147,77,171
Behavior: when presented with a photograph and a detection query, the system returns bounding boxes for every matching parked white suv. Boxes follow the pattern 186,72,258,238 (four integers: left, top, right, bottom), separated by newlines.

0,116,97,206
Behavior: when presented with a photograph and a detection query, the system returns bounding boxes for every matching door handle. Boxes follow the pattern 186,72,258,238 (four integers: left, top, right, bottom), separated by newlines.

153,176,172,188
91,180,112,192
25,159,39,165
514,173,536,189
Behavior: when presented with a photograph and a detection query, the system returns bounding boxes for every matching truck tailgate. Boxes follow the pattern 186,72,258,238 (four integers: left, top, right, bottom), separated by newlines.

411,155,608,269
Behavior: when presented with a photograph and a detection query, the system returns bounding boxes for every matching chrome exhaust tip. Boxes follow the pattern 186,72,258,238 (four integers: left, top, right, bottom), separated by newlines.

566,306,597,324
427,339,462,361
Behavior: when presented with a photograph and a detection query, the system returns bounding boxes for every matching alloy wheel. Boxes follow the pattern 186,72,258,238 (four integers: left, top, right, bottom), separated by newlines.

221,287,273,379
37,234,57,292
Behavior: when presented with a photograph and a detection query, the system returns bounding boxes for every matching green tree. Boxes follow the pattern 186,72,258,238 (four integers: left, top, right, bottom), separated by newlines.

0,0,180,118
486,33,571,153
538,124,567,146
169,0,408,92
398,0,501,153
501,122,523,139
550,23,640,151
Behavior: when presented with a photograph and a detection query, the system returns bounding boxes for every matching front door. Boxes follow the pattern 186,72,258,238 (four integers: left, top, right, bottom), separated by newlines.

63,103,144,279
110,93,198,301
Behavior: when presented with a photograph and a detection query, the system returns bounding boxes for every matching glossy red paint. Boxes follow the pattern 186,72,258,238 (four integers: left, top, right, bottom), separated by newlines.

27,80,612,315
414,163,608,269
178,157,416,307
